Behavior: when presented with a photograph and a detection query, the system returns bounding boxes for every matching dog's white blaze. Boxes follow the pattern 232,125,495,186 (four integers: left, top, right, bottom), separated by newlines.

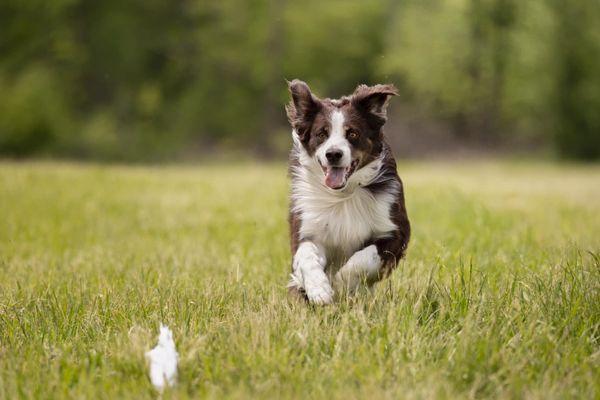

291,137,398,260
334,245,382,293
315,110,351,168
289,241,333,304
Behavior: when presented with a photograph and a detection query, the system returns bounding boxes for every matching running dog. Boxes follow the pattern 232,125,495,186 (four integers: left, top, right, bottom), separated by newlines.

286,80,410,304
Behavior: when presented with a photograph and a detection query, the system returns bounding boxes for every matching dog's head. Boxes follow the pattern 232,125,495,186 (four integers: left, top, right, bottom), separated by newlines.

286,79,397,190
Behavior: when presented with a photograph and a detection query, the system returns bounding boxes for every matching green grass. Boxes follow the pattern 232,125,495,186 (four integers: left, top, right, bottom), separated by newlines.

0,161,599,399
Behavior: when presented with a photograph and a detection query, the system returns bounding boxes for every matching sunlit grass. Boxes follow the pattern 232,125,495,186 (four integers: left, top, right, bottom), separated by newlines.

0,161,599,399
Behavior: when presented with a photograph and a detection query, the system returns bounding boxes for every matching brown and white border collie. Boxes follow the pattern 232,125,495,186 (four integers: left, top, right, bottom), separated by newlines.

286,79,411,305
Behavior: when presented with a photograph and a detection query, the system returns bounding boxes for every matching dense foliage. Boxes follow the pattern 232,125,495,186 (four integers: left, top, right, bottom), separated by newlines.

1,0,599,160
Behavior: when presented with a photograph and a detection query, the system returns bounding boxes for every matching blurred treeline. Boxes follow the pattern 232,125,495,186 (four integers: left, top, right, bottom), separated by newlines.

1,0,599,161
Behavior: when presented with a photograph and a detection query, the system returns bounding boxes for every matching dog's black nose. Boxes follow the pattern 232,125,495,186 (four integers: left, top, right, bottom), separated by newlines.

325,149,343,164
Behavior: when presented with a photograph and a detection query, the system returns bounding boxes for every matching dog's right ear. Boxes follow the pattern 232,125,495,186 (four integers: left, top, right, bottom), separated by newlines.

285,79,321,141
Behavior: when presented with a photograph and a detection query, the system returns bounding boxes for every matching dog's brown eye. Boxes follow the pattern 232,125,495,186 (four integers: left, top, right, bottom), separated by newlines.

347,129,359,140
317,129,328,140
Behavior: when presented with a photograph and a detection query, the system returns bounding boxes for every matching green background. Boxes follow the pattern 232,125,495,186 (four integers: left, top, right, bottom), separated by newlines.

1,0,599,161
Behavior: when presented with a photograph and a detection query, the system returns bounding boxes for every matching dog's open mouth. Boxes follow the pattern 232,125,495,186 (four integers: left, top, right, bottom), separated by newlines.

322,159,359,190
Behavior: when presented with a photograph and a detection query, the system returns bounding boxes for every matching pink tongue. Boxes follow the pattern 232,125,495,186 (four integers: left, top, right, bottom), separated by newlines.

325,167,346,189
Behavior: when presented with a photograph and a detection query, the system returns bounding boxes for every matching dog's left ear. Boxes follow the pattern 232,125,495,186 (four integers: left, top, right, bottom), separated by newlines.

351,84,398,125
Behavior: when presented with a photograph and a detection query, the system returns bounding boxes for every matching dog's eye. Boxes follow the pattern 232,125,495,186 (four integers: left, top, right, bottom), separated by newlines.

347,129,359,140
317,129,328,140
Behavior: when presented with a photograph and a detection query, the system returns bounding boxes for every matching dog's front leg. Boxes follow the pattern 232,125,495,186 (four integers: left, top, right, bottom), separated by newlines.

333,245,382,294
290,241,333,305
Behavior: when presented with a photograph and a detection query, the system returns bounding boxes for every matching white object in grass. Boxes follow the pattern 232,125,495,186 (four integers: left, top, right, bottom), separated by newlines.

146,324,178,390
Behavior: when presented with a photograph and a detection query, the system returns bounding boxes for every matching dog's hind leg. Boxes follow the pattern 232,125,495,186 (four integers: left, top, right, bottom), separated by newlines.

288,241,333,305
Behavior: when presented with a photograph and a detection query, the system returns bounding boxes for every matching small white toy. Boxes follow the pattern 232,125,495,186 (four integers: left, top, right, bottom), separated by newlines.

146,324,178,391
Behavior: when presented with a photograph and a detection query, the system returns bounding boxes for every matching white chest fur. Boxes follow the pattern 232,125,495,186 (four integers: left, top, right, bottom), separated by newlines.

291,143,398,260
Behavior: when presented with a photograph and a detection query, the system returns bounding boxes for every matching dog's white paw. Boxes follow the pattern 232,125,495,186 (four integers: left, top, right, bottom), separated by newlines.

333,270,360,294
334,245,382,295
304,277,334,305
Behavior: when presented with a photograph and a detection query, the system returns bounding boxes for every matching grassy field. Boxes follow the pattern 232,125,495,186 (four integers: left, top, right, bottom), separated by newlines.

0,161,599,399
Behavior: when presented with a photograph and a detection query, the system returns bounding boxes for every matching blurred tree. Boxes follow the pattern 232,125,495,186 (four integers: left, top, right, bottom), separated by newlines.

550,0,600,160
0,66,72,156
0,0,598,160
